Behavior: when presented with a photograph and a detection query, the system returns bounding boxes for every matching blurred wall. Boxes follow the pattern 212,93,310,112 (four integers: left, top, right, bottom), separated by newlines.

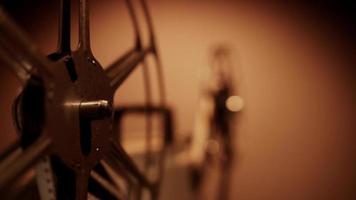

1,1,355,199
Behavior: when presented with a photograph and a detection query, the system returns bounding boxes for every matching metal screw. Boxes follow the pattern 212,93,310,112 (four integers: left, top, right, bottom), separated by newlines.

79,100,112,120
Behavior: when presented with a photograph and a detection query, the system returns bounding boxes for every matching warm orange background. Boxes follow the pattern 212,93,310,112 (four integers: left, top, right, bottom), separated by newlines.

1,1,355,199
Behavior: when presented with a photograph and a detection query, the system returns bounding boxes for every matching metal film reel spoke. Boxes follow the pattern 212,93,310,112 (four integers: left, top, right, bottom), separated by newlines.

48,0,71,60
0,136,52,196
107,0,163,198
0,9,54,83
